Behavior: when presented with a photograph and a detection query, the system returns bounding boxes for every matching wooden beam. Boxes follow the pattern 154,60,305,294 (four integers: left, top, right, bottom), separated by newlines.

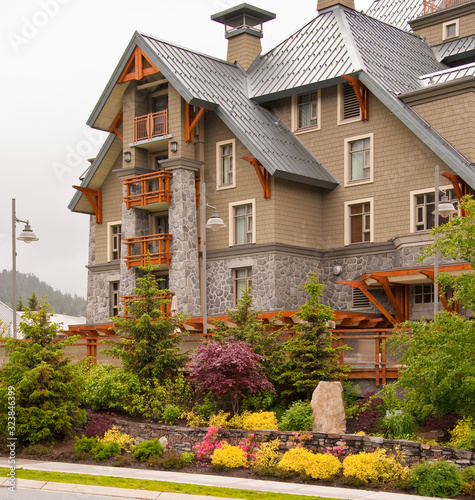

118,47,159,83
243,156,271,199
185,103,207,142
369,275,405,324
343,75,369,121
108,109,123,141
72,186,102,223
443,172,469,216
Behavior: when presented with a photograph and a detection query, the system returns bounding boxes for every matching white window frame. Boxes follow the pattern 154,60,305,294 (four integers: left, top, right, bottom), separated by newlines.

291,90,321,134
107,221,122,261
443,19,459,40
344,133,374,187
409,185,457,233
110,281,120,317
228,199,256,246
216,139,236,190
344,198,374,246
337,82,361,125
233,267,252,305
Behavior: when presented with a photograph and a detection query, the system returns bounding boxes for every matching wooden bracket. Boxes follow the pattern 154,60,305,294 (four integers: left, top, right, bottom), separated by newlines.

73,186,102,224
343,75,369,121
442,172,469,215
109,109,123,141
243,156,271,199
185,103,207,142
369,275,405,324
118,46,159,83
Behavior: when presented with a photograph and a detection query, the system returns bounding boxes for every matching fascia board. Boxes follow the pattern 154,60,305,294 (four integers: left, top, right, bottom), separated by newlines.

359,72,475,189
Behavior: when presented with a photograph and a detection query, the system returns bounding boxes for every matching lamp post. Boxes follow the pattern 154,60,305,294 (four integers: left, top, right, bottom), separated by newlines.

200,182,226,335
12,198,39,339
433,165,457,317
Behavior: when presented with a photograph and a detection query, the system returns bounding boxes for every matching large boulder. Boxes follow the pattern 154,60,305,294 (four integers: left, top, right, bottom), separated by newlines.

311,381,346,434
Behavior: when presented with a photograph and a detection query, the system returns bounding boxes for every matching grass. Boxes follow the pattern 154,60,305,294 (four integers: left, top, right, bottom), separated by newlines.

0,467,338,500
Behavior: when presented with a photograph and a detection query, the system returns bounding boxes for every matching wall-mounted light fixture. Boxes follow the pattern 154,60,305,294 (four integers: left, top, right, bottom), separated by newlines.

170,141,178,153
124,151,131,163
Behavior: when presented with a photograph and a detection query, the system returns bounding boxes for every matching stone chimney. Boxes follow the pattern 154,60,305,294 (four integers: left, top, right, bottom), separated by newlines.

211,3,276,71
317,0,355,10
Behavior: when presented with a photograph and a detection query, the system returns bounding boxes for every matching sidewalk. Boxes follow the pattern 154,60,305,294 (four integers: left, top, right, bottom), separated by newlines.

0,458,437,500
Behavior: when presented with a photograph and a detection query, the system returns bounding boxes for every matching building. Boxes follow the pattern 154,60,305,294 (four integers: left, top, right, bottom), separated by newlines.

69,0,475,380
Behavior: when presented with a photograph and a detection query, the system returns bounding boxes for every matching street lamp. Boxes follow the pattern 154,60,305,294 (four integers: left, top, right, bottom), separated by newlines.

200,183,226,335
432,165,457,317
12,198,39,339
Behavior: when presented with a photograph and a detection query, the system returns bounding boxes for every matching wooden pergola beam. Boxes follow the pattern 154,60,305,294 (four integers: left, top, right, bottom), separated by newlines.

343,75,369,121
369,275,405,324
243,156,271,199
185,103,207,142
72,186,102,224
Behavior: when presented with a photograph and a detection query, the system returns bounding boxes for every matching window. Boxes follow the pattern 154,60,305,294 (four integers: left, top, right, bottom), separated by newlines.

229,200,256,246
410,187,458,232
443,19,459,40
216,140,236,189
293,90,321,132
352,288,370,309
110,281,120,317
108,222,122,261
344,134,374,186
338,82,361,124
414,284,434,304
344,198,373,245
233,267,252,304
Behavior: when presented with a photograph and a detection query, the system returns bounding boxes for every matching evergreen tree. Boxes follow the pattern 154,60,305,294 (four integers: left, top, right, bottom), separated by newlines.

278,272,349,399
16,296,25,311
27,292,39,311
107,260,185,382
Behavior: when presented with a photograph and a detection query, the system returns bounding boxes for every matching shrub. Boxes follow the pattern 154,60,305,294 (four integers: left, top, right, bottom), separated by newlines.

211,442,248,469
194,396,217,420
240,391,275,412
241,411,278,430
208,410,231,429
278,401,313,431
193,426,222,465
181,452,195,465
21,443,53,456
461,467,475,496
351,392,384,434
74,435,98,454
163,405,181,425
133,439,164,461
99,426,135,452
84,411,115,438
449,417,475,450
161,451,187,469
92,441,121,462
410,460,464,497
181,411,207,428
151,373,194,418
278,447,315,475
237,436,258,465
253,439,281,470
304,453,342,481
228,411,251,429
343,448,409,485
379,412,417,439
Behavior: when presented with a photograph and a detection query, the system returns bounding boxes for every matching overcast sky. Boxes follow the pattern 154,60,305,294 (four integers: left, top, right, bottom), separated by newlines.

1,0,374,298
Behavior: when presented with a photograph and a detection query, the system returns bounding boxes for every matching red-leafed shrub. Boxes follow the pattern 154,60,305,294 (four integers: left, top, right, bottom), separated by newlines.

85,411,116,438
187,340,274,414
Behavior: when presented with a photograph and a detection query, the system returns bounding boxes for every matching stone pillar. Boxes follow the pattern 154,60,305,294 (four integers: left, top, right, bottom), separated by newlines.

86,215,96,323
311,381,346,434
161,157,202,317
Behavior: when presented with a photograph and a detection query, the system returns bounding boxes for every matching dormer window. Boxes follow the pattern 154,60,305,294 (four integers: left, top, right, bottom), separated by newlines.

443,19,459,40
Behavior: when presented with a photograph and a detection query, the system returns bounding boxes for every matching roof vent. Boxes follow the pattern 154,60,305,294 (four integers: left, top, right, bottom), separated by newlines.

317,0,355,11
211,3,276,70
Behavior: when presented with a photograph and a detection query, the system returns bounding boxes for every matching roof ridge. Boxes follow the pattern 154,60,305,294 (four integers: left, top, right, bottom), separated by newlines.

333,6,366,72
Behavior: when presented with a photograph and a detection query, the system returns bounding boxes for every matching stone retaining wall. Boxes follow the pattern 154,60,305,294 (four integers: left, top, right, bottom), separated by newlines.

112,418,475,468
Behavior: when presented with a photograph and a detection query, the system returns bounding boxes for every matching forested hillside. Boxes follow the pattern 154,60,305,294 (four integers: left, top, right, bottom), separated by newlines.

0,270,86,316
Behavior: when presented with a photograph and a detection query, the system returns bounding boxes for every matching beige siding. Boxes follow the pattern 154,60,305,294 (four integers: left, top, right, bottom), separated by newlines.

413,91,475,162
95,155,123,264
227,34,262,70
168,86,195,159
415,12,475,45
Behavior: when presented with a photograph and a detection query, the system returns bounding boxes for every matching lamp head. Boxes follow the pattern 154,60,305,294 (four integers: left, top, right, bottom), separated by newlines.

17,223,39,244
205,210,227,231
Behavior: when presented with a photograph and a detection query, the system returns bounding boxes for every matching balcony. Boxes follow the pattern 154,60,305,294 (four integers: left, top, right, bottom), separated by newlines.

134,110,168,143
423,0,472,14
123,234,172,269
120,292,173,318
123,171,173,210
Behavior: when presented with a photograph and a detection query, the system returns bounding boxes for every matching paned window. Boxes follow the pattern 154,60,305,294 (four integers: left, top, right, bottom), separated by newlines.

443,19,459,39
297,91,319,129
345,199,373,245
234,204,253,245
233,267,252,304
216,140,236,189
344,134,373,186
108,223,122,261
414,284,434,304
110,282,120,317
414,189,458,231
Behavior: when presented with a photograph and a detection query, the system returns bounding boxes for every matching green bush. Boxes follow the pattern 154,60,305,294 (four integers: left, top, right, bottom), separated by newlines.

380,412,417,439
180,452,195,465
161,451,187,469
449,417,475,451
278,401,313,431
410,461,464,497
133,439,164,462
151,373,194,418
91,441,121,462
461,467,475,495
163,404,181,425
74,435,98,454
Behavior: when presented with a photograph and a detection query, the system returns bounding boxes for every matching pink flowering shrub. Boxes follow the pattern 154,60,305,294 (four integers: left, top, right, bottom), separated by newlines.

237,435,258,467
193,426,222,466
326,446,346,459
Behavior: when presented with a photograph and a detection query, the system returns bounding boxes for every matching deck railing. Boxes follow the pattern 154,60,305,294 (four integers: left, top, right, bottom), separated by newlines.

133,110,168,142
423,0,472,14
123,171,173,209
123,233,172,269
120,292,173,318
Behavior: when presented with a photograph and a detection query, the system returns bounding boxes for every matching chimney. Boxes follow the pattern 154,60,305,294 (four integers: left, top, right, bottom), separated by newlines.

211,3,276,71
317,0,355,10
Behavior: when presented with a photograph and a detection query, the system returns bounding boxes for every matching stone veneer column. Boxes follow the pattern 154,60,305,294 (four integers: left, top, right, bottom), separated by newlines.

161,157,202,317
86,215,96,323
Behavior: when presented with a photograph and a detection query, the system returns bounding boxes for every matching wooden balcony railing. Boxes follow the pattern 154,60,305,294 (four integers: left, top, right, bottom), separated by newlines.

120,292,173,318
123,171,173,209
423,0,471,14
134,110,168,142
123,234,172,269
332,329,404,386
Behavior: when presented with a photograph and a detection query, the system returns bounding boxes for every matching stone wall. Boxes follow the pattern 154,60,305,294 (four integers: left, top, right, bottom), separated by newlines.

112,418,475,468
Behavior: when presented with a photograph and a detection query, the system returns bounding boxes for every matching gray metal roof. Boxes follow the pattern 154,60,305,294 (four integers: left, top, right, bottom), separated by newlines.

365,0,422,31
138,33,339,189
419,61,475,85
433,35,475,62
